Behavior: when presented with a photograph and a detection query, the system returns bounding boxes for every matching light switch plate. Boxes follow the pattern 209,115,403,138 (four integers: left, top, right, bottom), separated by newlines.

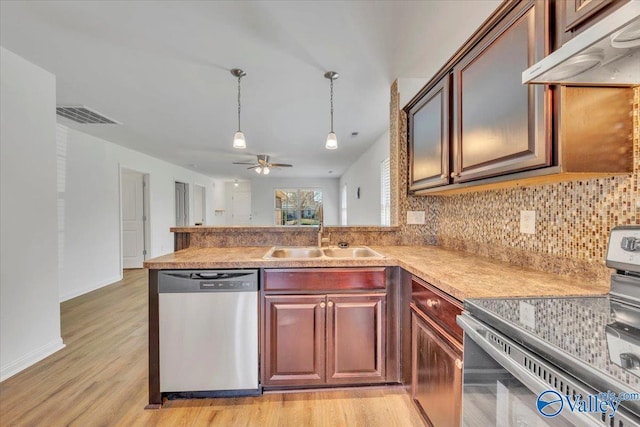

407,211,426,225
520,210,536,234
519,301,536,329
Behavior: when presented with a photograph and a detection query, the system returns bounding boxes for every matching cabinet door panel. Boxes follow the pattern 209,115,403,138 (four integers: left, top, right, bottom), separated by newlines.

453,1,550,183
327,293,386,384
263,295,325,386
564,0,612,32
412,310,462,427
408,77,450,191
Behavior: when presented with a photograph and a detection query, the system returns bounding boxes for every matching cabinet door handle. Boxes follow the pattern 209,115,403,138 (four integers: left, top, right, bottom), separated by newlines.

320,302,326,308
426,299,440,309
440,174,446,179
450,172,461,178
328,301,334,308
455,359,463,370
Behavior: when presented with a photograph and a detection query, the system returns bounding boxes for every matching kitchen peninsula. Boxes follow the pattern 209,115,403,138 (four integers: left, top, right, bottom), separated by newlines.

144,240,609,409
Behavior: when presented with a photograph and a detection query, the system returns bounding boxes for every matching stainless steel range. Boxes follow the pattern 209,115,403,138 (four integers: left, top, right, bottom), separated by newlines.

458,226,640,426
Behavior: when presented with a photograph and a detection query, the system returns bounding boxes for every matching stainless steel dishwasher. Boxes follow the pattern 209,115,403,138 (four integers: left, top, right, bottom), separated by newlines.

158,269,259,397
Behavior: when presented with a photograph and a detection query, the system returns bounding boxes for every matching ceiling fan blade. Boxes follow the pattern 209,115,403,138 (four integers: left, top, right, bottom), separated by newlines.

246,165,259,170
232,162,257,165
269,163,293,168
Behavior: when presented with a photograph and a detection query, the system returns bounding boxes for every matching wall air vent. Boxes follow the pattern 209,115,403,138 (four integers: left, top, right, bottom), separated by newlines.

56,106,121,124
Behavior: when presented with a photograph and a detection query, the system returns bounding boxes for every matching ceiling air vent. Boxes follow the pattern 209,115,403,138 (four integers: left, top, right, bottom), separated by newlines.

56,105,121,124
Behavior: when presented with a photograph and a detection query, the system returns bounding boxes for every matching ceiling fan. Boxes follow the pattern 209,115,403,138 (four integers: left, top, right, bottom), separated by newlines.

232,154,293,175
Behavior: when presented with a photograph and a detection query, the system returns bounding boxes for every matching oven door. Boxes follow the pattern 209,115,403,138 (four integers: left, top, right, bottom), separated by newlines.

458,314,603,427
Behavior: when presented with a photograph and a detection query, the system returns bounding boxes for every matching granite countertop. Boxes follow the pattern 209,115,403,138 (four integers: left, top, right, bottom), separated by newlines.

143,245,610,301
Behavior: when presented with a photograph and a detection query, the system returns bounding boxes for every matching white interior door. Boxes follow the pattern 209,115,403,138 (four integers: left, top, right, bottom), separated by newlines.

122,170,145,269
232,191,252,225
175,182,189,227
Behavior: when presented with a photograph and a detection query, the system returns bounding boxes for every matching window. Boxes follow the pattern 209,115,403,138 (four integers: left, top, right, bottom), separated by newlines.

274,189,322,226
380,157,390,226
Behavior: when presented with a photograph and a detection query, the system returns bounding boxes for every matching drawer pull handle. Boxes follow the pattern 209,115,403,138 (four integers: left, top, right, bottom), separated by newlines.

328,301,334,308
320,302,326,308
455,359,462,370
426,299,440,309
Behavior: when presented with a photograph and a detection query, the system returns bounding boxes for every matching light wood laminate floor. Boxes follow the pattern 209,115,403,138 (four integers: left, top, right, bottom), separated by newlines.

0,269,424,426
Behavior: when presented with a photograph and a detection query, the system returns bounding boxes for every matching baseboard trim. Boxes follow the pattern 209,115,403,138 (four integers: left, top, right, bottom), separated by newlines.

59,274,123,302
1,338,65,382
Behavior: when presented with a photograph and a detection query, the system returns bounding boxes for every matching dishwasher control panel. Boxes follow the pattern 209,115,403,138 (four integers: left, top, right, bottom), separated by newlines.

158,269,259,293
200,281,256,290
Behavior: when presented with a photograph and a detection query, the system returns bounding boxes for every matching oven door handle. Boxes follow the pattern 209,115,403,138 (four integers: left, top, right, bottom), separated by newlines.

458,314,603,427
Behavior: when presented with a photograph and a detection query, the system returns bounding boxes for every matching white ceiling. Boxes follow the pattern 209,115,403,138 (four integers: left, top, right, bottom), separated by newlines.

0,0,500,179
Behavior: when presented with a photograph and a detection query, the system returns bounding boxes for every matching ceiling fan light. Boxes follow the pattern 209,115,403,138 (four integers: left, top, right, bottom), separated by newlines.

325,132,338,150
255,166,262,174
233,131,246,149
263,166,270,175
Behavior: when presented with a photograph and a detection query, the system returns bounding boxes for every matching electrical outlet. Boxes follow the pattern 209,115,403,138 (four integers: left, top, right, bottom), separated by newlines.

520,210,536,234
407,211,426,225
519,301,536,329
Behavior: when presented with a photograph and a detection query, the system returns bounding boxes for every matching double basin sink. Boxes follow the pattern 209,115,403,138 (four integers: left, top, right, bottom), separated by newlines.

263,246,384,260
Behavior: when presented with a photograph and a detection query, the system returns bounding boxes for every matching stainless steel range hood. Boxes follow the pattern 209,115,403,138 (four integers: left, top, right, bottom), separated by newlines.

522,1,640,86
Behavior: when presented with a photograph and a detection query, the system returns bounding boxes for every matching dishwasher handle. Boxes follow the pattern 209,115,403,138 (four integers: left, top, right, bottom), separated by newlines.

191,272,255,280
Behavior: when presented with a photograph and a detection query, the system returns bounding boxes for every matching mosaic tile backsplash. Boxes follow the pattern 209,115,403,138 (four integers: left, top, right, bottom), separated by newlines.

392,84,640,282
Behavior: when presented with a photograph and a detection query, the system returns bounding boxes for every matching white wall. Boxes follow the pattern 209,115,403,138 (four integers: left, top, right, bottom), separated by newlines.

1,47,64,381
57,125,216,301
250,178,339,226
398,78,430,109
339,130,390,226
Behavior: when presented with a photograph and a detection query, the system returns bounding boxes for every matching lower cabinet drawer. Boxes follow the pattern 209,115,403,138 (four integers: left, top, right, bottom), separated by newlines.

412,277,463,341
264,268,387,292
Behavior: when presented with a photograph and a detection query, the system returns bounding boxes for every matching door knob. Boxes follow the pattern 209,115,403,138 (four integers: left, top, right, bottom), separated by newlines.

328,301,334,308
320,302,326,308
455,359,463,370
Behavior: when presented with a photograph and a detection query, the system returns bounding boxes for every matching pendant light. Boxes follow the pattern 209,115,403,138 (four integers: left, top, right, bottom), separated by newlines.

231,68,247,149
324,71,339,150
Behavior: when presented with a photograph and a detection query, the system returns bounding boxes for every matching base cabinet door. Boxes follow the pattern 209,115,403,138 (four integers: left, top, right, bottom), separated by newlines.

412,310,463,427
327,293,386,384
263,295,326,386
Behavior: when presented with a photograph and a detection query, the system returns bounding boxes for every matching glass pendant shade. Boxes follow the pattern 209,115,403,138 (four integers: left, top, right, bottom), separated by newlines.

262,166,270,175
233,131,246,149
255,166,262,174
325,132,338,150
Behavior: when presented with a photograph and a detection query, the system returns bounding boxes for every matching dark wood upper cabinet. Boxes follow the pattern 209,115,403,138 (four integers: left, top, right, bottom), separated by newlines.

404,0,634,195
452,0,551,183
556,0,629,47
408,76,450,191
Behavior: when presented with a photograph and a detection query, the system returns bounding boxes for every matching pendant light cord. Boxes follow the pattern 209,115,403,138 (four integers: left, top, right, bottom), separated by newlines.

329,77,334,133
237,75,242,132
